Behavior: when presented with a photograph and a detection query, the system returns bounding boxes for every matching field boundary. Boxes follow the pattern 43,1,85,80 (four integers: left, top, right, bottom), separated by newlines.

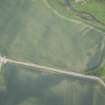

0,56,105,88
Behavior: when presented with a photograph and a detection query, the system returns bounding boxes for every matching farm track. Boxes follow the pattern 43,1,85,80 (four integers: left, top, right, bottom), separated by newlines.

0,56,105,88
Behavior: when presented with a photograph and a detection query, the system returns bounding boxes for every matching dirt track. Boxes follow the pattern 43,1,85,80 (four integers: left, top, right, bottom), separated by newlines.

0,56,105,88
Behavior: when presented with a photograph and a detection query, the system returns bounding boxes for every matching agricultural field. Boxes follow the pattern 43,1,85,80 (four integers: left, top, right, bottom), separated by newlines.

0,0,105,105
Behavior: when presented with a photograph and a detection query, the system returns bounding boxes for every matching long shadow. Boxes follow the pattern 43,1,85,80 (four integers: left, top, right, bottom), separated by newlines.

1,65,65,105
1,64,105,105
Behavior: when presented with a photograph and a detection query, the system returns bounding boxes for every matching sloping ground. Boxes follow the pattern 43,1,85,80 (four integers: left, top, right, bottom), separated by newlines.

0,0,105,105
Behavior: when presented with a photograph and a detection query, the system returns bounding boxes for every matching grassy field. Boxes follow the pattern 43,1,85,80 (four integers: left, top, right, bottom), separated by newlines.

71,0,105,23
47,0,105,74
0,0,104,74
0,0,105,104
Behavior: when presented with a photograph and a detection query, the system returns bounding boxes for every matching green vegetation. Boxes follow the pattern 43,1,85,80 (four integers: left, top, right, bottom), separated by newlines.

71,0,105,23
0,0,105,104
47,0,105,31
100,66,105,78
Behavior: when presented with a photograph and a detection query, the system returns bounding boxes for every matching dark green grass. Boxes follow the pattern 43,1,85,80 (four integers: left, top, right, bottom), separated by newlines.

71,0,105,23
